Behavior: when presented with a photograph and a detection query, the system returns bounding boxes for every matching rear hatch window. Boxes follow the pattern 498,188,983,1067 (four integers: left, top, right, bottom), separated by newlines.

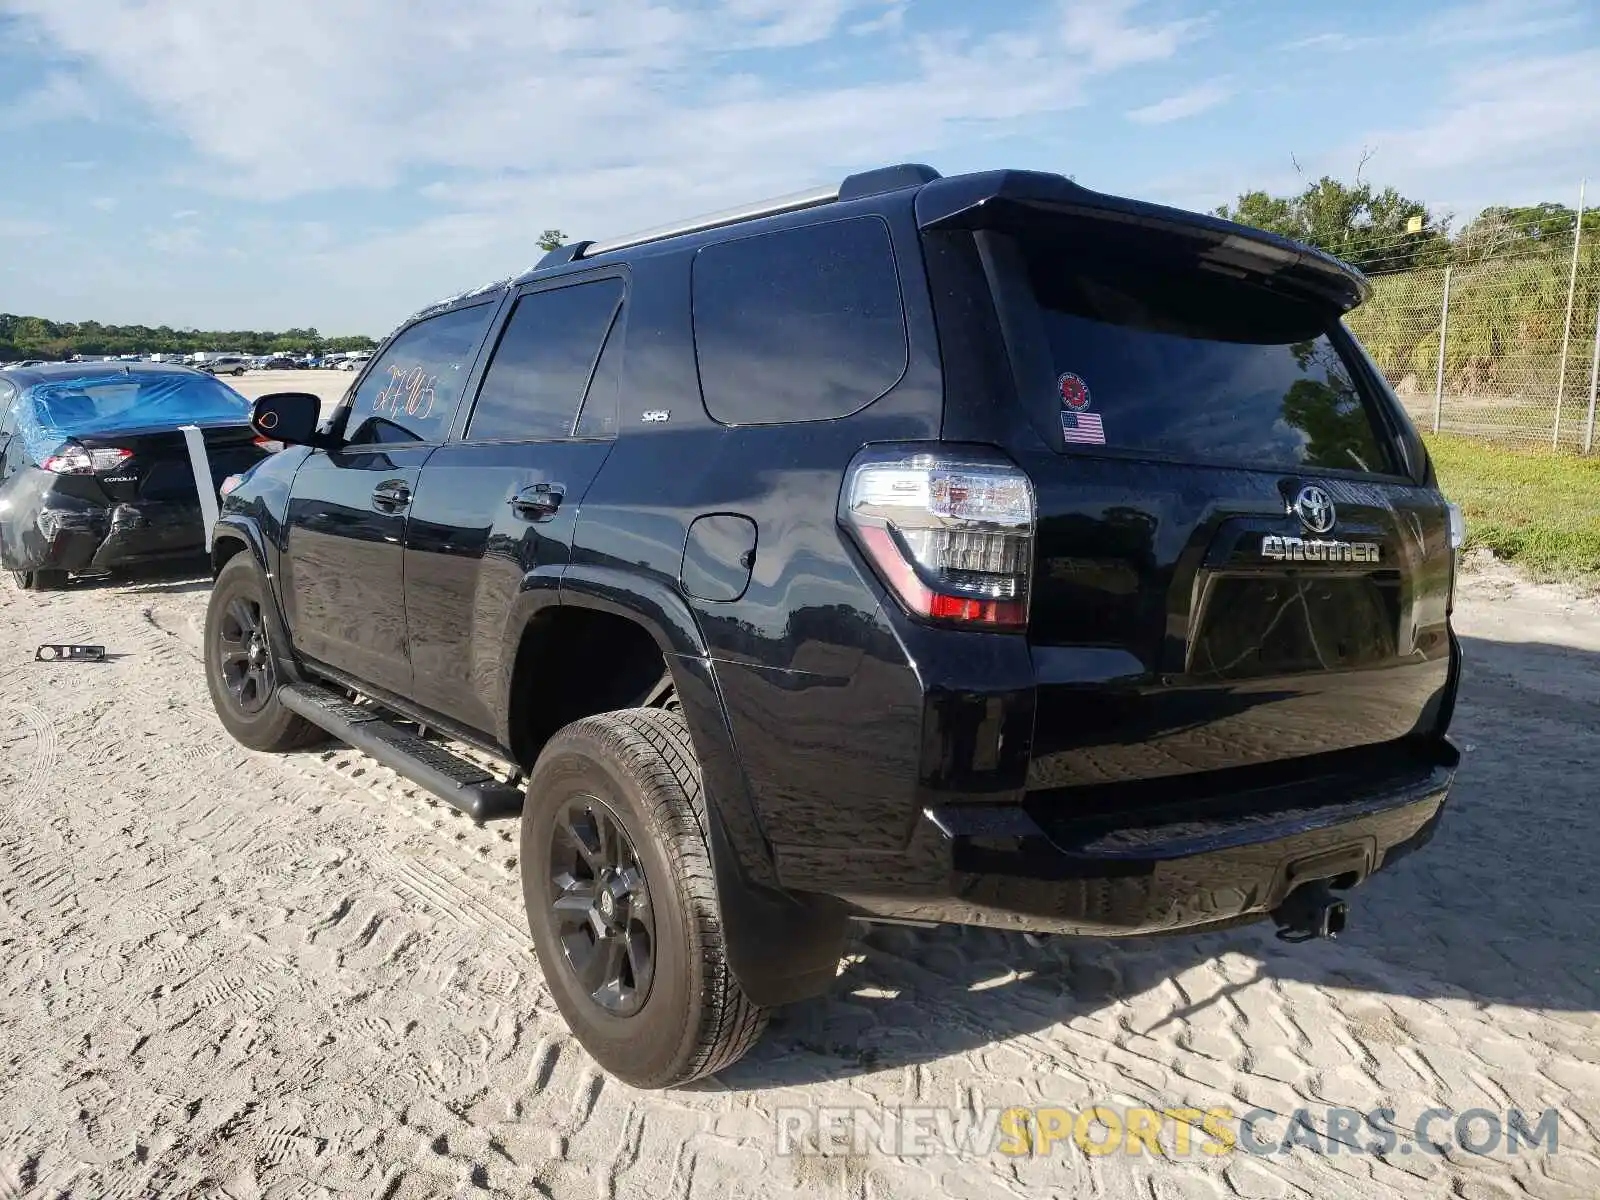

1023,251,1396,475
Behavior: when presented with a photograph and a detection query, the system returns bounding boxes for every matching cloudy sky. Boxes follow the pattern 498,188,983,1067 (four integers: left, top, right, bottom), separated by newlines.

1,0,1596,335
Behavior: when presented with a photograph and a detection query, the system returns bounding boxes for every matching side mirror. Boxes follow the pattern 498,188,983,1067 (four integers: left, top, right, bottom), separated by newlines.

251,392,337,449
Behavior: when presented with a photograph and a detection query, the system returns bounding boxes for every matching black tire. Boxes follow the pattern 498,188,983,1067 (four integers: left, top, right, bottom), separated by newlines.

203,555,324,752
521,707,768,1088
231,367,246,376
12,567,68,591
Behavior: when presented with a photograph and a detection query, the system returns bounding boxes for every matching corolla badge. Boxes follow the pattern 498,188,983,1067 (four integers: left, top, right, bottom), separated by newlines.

1293,485,1336,534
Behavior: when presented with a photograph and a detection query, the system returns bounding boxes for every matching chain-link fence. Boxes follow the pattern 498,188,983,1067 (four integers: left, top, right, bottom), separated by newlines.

1345,212,1600,452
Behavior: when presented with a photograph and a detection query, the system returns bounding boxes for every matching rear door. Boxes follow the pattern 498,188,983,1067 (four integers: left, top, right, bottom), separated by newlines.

279,302,498,694
401,273,627,734
933,221,1454,790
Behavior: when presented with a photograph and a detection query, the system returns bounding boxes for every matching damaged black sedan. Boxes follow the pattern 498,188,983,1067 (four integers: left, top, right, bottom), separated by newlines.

0,362,272,590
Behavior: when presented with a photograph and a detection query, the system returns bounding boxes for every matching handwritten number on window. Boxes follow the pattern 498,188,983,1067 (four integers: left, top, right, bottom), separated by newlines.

373,365,437,421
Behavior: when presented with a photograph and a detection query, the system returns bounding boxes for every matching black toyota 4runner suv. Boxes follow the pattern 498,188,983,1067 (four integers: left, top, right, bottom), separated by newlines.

204,164,1463,1088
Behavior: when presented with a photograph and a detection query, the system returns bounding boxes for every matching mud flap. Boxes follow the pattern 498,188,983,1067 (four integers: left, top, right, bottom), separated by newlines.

672,653,851,1007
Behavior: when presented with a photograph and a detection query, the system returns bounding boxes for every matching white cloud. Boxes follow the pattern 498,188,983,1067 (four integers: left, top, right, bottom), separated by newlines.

3,0,1194,205
1,0,1205,327
1421,0,1588,45
1278,32,1370,52
0,71,97,127
89,196,117,212
1362,49,1600,214
1126,78,1232,124
850,0,907,36
147,224,201,254
171,209,200,220
0,216,55,238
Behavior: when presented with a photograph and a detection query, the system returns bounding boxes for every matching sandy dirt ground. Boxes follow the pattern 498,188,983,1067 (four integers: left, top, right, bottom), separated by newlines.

0,554,1596,1199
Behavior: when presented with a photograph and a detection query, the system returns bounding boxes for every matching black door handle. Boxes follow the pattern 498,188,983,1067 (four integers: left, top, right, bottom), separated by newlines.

372,481,412,509
509,483,564,519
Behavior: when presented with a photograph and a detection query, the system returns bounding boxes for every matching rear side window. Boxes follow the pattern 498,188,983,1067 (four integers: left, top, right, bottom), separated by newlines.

693,216,907,425
348,302,497,445
467,278,624,441
575,306,626,439
1024,253,1394,474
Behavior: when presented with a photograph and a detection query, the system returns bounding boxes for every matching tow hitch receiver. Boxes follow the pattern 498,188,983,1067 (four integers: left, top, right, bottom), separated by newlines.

1272,880,1350,943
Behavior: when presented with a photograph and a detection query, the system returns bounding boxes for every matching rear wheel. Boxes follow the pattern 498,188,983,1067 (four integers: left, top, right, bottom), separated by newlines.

204,555,324,752
521,707,768,1088
11,568,68,591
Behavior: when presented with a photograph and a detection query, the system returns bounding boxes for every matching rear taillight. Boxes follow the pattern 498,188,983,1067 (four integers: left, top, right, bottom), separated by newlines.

841,444,1035,630
253,436,284,453
41,442,133,475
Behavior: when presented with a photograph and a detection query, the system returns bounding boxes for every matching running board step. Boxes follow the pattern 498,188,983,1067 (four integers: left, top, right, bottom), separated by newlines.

279,683,523,821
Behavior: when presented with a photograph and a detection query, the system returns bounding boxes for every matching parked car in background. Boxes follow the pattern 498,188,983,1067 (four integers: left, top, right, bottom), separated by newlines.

0,363,271,589
260,356,303,371
200,356,252,377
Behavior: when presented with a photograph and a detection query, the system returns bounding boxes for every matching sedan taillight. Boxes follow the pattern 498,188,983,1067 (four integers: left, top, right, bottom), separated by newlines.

41,442,133,475
840,444,1035,630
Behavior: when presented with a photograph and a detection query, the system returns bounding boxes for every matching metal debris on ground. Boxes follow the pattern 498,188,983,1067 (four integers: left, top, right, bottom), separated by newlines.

34,643,106,662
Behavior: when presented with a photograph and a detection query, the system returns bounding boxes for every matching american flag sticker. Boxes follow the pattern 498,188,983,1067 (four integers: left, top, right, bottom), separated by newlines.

1060,410,1106,445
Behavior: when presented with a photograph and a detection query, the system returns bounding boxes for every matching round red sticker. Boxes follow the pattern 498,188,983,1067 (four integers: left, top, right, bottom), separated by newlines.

1058,372,1090,411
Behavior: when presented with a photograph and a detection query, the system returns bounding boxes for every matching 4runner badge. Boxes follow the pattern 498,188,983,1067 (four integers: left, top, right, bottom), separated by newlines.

1261,535,1381,564
641,410,670,423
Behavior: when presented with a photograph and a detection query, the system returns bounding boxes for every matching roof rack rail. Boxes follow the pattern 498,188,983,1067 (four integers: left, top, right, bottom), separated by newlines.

581,185,838,259
578,162,940,259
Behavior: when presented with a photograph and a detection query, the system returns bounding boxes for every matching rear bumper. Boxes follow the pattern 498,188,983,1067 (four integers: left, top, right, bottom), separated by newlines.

780,739,1456,936
26,498,205,573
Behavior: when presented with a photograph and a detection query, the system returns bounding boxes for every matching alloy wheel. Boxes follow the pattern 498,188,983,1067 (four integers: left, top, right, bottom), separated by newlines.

548,797,655,1017
216,596,274,714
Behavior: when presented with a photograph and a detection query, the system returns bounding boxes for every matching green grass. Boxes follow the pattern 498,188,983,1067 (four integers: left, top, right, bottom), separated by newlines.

1424,434,1600,582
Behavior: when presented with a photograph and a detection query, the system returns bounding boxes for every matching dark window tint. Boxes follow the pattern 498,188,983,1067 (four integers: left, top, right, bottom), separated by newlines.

575,307,625,438
1025,253,1394,474
693,216,907,425
467,279,624,441
347,303,496,445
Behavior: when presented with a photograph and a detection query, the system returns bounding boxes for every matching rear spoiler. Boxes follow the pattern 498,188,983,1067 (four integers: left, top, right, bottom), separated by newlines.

914,170,1371,313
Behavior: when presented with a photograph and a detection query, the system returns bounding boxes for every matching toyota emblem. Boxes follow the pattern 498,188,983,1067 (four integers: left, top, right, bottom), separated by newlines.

1293,485,1336,534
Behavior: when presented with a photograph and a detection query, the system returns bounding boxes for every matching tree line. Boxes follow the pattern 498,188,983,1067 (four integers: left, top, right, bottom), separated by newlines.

1215,174,1600,277
1217,173,1600,425
0,231,576,364
0,314,378,363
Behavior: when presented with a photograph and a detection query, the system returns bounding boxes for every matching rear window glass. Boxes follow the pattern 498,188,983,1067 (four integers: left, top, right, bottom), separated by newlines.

17,372,249,460
693,216,908,425
1024,254,1393,474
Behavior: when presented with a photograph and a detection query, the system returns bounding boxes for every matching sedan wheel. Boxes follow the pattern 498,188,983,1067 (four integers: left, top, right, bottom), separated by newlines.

11,567,68,591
